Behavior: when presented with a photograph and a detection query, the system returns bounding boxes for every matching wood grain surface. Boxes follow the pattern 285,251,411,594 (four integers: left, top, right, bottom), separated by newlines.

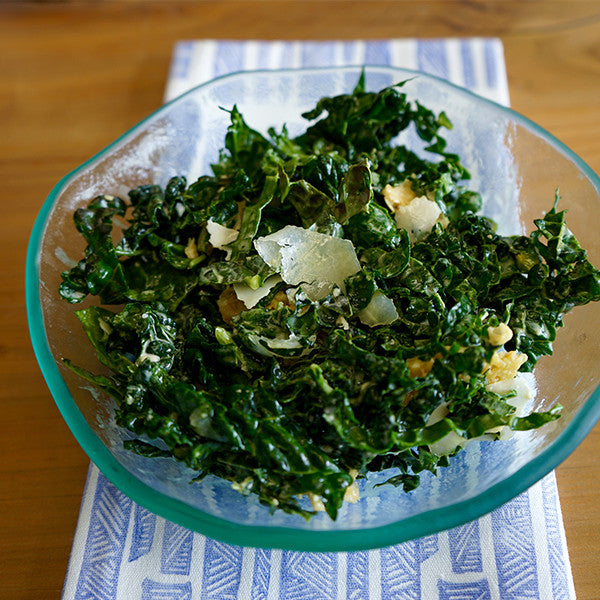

2,2,599,598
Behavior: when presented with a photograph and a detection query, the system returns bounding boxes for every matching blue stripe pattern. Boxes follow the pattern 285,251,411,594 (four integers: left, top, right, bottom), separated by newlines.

483,41,498,88
128,504,157,562
141,580,192,600
417,39,449,80
449,521,483,574
302,41,336,67
171,41,194,80
279,41,297,69
251,548,272,600
214,41,245,76
202,539,244,599
347,551,369,600
161,521,194,575
460,40,476,88
342,41,357,63
492,493,540,598
256,43,273,70
438,579,492,600
381,541,421,599
364,41,391,66
543,474,572,600
74,473,133,600
280,552,338,600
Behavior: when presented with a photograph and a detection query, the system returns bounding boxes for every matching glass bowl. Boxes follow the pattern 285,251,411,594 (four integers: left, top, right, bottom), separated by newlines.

26,66,600,552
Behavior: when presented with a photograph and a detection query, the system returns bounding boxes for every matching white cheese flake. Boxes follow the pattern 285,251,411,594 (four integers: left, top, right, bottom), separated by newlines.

206,220,239,250
428,430,465,456
254,225,361,301
486,375,532,417
245,331,314,358
383,181,444,242
394,195,442,242
428,374,534,455
255,225,399,326
357,289,399,327
233,275,282,309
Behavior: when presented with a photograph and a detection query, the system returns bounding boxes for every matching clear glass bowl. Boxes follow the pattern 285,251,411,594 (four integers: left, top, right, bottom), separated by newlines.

26,66,600,551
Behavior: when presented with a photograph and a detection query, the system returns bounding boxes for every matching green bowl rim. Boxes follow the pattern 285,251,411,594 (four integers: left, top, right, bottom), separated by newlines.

25,64,600,552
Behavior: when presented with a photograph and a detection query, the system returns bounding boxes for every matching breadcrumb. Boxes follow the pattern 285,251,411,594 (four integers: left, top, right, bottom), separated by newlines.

266,289,295,311
382,180,417,211
485,350,528,384
343,469,360,504
217,287,246,324
487,323,513,347
407,356,436,378
184,237,199,259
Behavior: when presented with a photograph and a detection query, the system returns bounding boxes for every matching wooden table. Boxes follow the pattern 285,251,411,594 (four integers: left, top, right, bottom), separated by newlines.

2,2,599,598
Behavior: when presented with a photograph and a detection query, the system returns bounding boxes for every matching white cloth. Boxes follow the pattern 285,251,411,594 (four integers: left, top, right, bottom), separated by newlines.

61,39,576,600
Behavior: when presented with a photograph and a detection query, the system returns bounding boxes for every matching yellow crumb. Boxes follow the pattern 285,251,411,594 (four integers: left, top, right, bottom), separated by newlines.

343,469,360,504
487,323,513,347
184,237,199,259
307,492,326,512
406,356,436,378
485,350,528,384
382,180,417,211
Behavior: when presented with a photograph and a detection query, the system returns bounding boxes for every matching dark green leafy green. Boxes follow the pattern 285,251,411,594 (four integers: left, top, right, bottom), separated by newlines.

60,76,600,520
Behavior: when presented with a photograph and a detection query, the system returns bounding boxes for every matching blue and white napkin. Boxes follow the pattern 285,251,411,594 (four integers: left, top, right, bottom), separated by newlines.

61,39,576,600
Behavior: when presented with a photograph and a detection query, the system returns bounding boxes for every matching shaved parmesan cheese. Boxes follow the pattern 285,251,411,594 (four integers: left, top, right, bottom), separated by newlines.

206,220,239,250
394,196,442,242
245,331,313,358
265,333,306,351
428,373,534,454
233,275,282,309
357,289,399,327
427,403,449,426
254,225,361,301
486,375,532,417
429,430,465,456
426,403,465,455
383,180,443,242
485,350,528,384
255,225,398,326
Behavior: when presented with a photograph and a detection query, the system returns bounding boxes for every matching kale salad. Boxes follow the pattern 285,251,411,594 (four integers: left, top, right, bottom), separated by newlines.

59,74,600,520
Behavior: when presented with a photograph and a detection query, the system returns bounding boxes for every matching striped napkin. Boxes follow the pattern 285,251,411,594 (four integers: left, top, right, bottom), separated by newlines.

61,39,576,600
